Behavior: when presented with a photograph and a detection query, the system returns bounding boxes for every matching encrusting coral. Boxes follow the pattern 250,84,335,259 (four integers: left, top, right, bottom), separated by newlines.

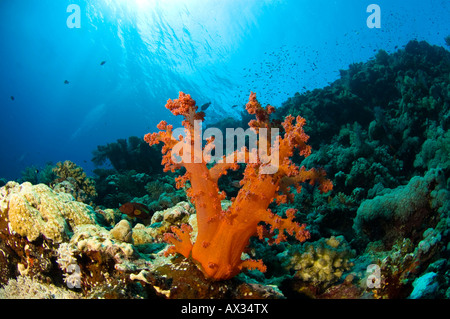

144,91,333,280
0,182,97,243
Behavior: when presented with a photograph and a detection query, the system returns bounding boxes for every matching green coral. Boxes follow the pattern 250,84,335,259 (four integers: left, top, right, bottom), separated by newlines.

414,125,450,172
143,179,186,211
91,136,162,174
19,163,56,185
353,168,446,246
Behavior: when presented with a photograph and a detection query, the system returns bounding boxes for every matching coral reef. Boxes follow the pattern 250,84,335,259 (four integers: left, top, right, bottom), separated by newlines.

0,40,449,299
0,181,284,298
281,41,450,179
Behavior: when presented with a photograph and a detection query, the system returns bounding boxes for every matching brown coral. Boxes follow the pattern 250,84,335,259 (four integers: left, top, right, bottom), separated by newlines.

52,160,97,204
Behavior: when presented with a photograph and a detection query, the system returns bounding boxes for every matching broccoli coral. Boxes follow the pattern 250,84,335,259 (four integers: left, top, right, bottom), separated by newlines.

144,92,332,280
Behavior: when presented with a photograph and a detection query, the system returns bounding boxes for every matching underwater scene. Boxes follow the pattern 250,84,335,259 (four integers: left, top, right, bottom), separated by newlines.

1,0,450,304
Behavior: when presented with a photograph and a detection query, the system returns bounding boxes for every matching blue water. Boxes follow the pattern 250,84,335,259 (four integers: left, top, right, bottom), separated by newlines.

0,0,449,180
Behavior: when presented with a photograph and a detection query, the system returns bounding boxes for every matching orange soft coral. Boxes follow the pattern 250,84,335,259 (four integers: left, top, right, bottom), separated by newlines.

144,91,333,280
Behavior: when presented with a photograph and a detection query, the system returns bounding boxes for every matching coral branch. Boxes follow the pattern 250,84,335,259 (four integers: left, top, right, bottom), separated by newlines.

163,224,193,258
239,259,267,273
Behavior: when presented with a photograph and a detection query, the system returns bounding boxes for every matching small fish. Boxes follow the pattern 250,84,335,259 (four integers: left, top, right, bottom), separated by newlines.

10,96,14,101
231,180,241,188
119,202,153,220
200,102,211,111
64,80,69,84
100,61,106,66
231,104,238,108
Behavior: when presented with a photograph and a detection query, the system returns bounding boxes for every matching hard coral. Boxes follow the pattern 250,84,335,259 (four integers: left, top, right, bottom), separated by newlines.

144,92,332,280
0,181,96,243
52,160,97,204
